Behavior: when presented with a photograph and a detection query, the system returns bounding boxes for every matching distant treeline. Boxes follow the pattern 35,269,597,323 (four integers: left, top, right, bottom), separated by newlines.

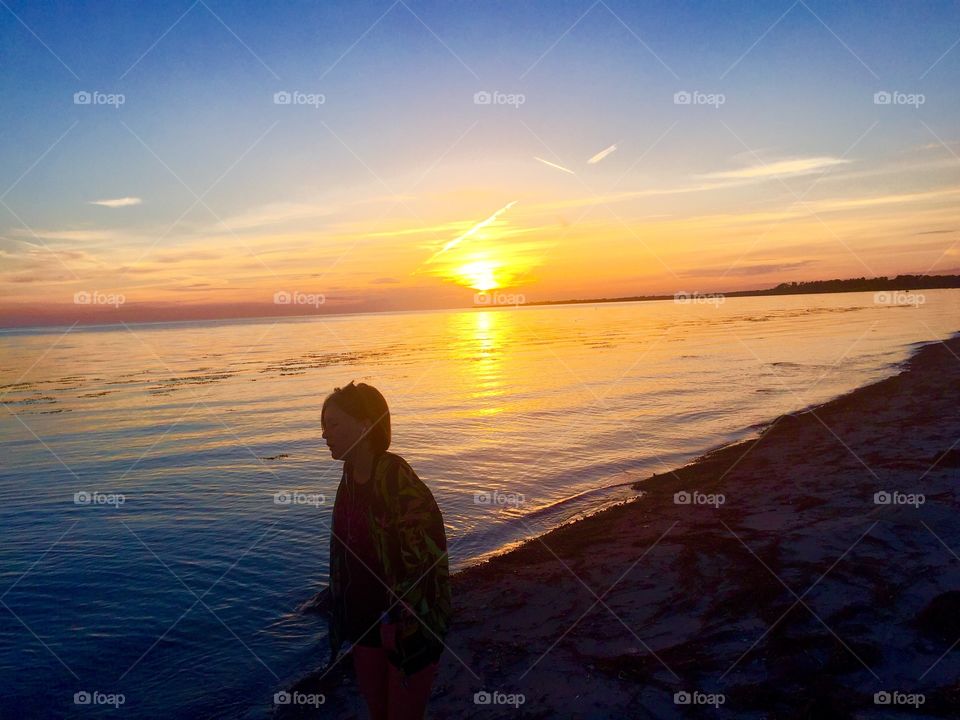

523,274,960,307
754,274,960,295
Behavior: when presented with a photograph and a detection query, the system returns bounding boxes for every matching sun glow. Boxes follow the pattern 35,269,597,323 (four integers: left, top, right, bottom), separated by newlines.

455,259,501,291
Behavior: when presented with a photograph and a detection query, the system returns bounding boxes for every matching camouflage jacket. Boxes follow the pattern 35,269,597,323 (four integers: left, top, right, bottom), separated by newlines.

328,452,451,675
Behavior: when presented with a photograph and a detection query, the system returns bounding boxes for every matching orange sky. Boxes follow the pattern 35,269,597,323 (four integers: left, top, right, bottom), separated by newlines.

5,142,958,327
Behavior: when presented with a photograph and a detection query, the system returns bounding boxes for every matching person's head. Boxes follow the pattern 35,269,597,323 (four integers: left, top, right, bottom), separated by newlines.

321,381,391,462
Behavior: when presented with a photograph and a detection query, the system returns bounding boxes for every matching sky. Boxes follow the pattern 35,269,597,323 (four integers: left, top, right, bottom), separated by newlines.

1,0,959,326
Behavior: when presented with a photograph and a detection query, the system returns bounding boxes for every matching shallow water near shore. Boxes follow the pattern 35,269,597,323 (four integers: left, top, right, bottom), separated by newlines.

2,289,958,717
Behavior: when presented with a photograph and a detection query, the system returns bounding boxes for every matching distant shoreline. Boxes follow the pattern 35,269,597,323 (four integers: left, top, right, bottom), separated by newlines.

512,273,960,308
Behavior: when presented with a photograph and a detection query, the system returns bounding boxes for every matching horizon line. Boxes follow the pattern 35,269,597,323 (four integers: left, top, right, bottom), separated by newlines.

3,271,959,333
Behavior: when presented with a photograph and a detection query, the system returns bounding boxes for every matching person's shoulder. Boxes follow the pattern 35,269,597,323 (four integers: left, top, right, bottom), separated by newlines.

376,452,439,503
377,452,419,483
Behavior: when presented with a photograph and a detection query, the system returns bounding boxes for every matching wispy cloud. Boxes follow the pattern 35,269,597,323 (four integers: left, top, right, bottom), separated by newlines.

211,201,334,233
11,228,127,243
701,157,850,180
809,186,960,213
587,144,617,164
89,196,142,208
681,260,817,277
423,200,518,264
534,157,576,175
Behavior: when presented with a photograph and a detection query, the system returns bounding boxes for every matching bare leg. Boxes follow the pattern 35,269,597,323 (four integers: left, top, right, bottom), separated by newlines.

352,645,389,720
386,660,439,720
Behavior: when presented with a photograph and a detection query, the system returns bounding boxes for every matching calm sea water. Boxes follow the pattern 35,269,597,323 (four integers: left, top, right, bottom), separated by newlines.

2,290,958,718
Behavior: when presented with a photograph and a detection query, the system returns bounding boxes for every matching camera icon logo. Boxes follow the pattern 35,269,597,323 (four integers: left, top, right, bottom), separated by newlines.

74,91,92,105
674,91,692,105
274,91,292,105
273,691,291,705
273,290,291,304
74,691,92,704
873,91,892,105
473,91,492,105
674,491,691,505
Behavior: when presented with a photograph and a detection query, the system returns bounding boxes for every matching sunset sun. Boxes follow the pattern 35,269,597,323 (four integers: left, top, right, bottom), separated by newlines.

455,259,501,291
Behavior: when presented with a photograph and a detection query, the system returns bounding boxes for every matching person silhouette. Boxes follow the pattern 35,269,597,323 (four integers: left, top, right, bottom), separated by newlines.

321,382,451,720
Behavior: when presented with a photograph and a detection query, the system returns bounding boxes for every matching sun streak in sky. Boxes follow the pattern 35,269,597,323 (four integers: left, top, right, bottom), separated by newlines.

416,200,549,292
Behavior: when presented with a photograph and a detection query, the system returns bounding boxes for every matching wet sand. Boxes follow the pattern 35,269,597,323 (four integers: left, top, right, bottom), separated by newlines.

286,334,960,719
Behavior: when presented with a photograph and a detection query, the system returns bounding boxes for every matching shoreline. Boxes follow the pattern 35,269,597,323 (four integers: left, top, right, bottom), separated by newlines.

450,337,926,574
452,335,949,576
286,333,960,719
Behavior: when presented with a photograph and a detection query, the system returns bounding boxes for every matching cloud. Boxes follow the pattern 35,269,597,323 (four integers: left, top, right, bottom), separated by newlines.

534,157,576,175
423,200,518,264
912,140,959,151
13,228,126,243
211,201,334,233
681,260,817,277
89,197,142,208
524,180,755,216
587,144,617,164
701,157,850,180
154,249,222,263
808,187,960,213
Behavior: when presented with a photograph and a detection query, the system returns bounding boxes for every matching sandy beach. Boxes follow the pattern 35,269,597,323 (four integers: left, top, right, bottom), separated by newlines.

284,334,960,719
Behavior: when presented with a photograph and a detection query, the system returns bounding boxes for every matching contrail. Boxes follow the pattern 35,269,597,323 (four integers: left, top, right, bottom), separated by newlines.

533,156,575,175
423,200,518,265
587,143,617,164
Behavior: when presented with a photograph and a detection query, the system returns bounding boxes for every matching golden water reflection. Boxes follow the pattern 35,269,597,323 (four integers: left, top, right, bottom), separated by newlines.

451,310,508,416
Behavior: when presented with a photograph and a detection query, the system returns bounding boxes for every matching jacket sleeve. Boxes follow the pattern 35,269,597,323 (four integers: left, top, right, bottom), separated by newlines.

376,455,451,641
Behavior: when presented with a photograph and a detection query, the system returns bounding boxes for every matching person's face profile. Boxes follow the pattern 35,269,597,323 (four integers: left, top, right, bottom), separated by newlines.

322,404,371,461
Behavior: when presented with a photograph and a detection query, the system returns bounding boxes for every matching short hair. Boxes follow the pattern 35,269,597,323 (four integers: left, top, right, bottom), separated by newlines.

321,381,391,453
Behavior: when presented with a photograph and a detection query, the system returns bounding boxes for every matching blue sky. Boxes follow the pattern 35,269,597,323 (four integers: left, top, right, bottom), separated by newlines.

1,0,959,325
